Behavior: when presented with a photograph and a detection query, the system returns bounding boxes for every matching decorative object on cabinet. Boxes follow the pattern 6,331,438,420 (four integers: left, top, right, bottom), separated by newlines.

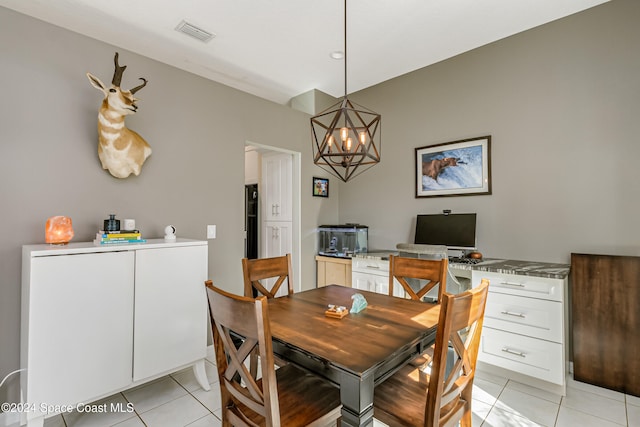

21,239,209,427
313,177,329,197
95,230,146,245
44,216,74,245
310,0,381,183
123,218,136,231
570,253,640,397
164,225,176,242
415,136,491,198
317,224,368,257
87,52,151,179
103,213,120,232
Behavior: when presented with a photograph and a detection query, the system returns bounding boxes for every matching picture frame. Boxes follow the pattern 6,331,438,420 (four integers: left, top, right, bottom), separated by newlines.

312,177,329,197
415,136,491,198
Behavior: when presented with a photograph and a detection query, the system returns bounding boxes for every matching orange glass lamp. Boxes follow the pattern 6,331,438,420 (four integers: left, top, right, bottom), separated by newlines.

45,216,74,245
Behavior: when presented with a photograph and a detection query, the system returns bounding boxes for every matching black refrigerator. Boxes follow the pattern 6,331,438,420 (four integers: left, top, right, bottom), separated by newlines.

244,184,258,259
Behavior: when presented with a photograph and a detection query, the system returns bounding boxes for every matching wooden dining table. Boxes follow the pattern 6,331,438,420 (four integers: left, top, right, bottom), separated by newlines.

267,284,441,427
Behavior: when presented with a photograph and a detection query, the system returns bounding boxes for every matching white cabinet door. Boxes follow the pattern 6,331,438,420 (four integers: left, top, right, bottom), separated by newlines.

352,271,374,292
263,222,292,258
27,251,134,406
133,245,208,380
262,153,292,221
262,222,292,297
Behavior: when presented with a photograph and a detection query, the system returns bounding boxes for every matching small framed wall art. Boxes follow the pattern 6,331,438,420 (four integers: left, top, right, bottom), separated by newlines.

313,177,329,197
415,135,492,198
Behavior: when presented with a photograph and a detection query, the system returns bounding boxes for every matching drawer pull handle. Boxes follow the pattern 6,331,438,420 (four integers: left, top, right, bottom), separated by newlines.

366,265,380,269
500,310,526,318
501,347,526,358
500,281,525,287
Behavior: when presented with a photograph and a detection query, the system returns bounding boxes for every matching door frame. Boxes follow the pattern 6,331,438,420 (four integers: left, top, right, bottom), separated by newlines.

244,141,301,293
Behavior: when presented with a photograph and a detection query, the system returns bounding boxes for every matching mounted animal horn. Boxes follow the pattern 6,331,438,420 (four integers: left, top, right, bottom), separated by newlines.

112,52,127,87
130,78,148,94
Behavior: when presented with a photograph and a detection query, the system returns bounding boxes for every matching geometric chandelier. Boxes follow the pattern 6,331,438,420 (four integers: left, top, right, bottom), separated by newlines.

310,0,381,183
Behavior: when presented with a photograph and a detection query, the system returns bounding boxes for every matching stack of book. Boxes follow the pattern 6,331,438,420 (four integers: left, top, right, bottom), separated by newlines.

94,230,147,245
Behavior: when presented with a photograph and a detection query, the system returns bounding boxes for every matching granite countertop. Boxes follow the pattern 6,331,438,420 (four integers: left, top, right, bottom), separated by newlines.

352,250,398,260
353,251,570,279
462,258,570,279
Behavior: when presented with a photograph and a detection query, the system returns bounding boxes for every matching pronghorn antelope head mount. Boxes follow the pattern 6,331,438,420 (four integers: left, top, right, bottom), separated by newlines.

87,52,151,179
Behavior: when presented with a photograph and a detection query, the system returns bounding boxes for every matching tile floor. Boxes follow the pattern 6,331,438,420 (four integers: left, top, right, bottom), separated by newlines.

39,347,639,427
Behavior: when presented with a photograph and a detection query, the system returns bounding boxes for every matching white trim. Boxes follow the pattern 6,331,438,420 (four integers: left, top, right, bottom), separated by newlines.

244,141,302,292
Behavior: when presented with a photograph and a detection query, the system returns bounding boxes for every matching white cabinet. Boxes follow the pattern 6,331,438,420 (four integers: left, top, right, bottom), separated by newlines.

262,221,292,259
351,257,403,296
23,251,135,409
472,270,567,394
262,153,292,221
133,245,209,380
21,239,210,426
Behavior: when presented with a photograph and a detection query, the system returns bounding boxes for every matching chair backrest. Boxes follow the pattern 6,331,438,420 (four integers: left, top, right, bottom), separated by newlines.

426,279,489,427
242,254,294,298
205,280,282,427
389,254,448,302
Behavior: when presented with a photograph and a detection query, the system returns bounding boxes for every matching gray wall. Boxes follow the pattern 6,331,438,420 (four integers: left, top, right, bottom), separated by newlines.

0,7,339,404
2,0,639,407
342,0,640,263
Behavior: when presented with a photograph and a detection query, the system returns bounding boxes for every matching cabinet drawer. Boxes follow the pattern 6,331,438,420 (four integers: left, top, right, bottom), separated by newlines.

479,328,564,385
473,271,564,302
484,292,563,342
352,257,389,273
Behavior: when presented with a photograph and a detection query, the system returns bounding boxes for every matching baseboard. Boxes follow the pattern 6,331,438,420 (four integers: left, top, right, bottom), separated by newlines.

0,411,20,427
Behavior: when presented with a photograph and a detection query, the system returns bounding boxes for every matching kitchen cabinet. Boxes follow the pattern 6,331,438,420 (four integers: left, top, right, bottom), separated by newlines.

21,239,209,426
262,153,292,222
472,269,567,395
351,257,403,296
316,256,352,287
260,152,293,298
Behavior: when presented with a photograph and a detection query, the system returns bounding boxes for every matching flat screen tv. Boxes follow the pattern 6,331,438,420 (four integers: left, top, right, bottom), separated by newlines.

414,213,477,251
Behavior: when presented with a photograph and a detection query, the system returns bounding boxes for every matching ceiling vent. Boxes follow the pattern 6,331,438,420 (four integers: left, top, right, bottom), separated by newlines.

175,20,215,43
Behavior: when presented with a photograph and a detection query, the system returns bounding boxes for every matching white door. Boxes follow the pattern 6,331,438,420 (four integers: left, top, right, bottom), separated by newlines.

28,252,134,406
133,245,208,380
262,153,292,222
262,221,293,297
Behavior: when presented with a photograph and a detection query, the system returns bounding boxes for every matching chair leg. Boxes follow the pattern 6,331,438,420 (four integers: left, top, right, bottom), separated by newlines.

460,402,472,427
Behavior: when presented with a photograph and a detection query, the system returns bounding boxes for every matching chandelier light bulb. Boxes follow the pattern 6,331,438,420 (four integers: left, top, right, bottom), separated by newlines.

346,137,352,151
340,127,348,141
359,131,366,144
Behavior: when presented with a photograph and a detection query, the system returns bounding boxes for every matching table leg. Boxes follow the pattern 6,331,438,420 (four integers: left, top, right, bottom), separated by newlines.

339,371,375,427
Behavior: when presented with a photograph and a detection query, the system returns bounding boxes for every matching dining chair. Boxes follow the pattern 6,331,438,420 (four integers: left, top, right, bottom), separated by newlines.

242,253,294,299
389,255,450,367
389,254,448,302
374,279,490,427
242,254,294,376
205,280,342,427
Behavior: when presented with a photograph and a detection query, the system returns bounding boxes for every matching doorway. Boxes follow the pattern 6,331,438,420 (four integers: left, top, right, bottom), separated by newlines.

244,142,301,292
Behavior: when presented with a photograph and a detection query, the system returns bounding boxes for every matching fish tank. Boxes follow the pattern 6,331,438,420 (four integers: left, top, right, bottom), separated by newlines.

317,224,368,257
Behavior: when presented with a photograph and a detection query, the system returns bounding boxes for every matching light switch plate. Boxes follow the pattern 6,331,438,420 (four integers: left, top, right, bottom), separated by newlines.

207,225,216,239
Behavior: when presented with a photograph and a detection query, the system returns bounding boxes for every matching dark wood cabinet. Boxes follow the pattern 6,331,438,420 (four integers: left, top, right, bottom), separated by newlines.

570,253,640,396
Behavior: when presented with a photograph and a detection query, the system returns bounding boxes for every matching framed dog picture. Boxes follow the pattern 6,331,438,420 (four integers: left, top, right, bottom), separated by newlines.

415,136,491,198
313,177,329,197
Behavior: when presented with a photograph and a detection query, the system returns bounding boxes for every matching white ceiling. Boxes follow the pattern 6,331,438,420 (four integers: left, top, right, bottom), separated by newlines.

0,0,608,105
